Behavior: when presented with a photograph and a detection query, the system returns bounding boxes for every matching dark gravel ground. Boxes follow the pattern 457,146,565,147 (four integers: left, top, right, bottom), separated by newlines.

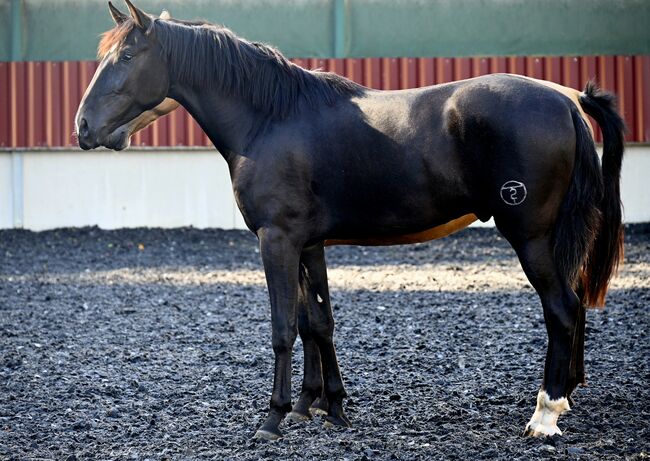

0,225,648,461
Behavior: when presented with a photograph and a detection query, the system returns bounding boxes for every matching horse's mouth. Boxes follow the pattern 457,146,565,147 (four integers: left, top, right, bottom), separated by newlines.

101,127,130,151
78,138,98,151
77,128,129,151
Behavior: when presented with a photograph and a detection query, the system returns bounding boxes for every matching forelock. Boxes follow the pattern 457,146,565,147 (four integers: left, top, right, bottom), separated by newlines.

98,20,135,59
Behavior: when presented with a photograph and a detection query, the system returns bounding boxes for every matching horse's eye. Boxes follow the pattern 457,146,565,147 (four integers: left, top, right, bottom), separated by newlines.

121,53,133,62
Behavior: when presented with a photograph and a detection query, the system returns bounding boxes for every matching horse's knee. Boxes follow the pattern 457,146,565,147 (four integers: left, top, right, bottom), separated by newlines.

272,328,298,355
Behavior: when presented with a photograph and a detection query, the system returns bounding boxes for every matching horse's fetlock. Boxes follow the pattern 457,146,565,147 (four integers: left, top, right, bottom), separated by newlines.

270,399,292,414
325,384,346,400
302,381,323,397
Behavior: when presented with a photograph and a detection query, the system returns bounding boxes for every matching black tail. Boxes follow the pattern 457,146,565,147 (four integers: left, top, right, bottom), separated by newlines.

553,82,625,308
579,82,626,307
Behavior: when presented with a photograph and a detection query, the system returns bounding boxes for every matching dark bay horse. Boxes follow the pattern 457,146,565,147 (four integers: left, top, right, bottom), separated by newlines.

76,1,625,440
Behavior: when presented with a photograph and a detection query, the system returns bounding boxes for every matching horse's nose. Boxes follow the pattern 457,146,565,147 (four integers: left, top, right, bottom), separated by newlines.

78,117,89,138
76,116,97,150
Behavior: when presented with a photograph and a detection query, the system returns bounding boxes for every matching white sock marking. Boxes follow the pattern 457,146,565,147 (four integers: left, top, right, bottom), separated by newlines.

525,390,570,437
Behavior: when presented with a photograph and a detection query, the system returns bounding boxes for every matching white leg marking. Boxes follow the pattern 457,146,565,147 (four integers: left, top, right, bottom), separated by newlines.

316,294,323,303
524,390,570,437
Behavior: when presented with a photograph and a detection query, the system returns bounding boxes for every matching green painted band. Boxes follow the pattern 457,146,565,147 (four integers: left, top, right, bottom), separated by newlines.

10,0,22,61
1,0,648,62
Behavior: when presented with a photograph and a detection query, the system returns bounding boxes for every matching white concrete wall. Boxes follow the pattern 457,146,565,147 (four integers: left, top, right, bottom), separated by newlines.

0,146,648,230
0,149,245,231
620,146,650,223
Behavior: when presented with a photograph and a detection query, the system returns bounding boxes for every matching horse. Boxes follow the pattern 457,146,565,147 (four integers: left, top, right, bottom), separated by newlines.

76,0,625,440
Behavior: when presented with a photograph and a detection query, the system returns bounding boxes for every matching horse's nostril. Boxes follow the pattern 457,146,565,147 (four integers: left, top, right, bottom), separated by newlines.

79,118,89,138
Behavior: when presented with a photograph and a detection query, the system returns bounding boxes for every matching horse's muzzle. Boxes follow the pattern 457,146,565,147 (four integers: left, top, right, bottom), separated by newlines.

78,137,98,151
76,117,100,150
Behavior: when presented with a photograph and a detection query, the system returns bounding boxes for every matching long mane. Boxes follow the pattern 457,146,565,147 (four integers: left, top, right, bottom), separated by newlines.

98,18,363,118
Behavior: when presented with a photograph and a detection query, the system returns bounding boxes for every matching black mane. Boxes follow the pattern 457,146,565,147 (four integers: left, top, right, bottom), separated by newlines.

155,19,363,118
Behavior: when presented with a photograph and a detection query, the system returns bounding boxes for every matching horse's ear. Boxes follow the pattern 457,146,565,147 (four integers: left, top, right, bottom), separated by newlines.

160,9,171,20
108,1,128,25
124,0,152,32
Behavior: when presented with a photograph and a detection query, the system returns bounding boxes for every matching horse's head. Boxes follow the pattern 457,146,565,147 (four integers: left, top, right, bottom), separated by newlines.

75,1,169,150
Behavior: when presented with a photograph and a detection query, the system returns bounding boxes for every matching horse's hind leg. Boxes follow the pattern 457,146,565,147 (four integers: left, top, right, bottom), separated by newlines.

569,284,587,398
500,234,580,436
288,269,325,421
296,244,351,428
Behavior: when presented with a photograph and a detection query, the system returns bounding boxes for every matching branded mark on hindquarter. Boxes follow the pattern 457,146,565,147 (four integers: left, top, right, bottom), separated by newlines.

500,180,527,206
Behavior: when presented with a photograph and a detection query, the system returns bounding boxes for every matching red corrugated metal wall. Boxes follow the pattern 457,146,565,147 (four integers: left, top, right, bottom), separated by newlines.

1,55,649,148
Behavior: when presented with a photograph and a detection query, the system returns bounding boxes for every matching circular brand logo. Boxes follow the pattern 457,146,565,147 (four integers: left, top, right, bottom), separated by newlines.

500,180,527,206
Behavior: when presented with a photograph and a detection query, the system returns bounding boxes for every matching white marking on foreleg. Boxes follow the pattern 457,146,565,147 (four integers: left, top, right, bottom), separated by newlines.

316,294,323,303
524,390,570,437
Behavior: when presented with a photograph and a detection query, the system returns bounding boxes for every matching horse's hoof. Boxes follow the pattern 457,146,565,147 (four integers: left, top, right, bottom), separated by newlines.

254,428,283,441
309,406,328,417
523,390,569,437
288,411,311,423
523,421,562,437
324,413,352,428
309,396,329,416
291,391,318,421
256,408,286,440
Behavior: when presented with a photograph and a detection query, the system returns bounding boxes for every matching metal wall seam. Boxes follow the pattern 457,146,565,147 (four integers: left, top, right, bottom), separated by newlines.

635,56,650,142
0,62,10,147
0,56,648,148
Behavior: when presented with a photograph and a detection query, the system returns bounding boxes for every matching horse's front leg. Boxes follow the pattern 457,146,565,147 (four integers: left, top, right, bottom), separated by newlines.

254,229,302,440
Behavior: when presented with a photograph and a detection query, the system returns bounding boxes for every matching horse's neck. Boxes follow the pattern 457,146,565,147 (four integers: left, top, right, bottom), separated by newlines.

169,84,263,159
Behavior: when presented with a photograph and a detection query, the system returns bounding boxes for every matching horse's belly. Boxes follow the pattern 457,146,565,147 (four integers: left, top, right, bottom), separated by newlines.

325,213,477,246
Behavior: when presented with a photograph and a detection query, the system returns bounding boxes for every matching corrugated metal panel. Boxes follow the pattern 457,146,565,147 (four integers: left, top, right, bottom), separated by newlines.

1,56,649,148
635,56,650,142
0,62,10,147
